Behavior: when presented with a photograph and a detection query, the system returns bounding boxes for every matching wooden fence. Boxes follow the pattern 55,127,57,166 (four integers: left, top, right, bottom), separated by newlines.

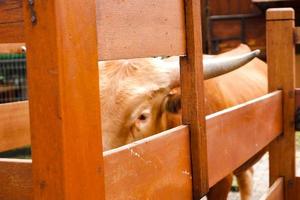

0,0,299,199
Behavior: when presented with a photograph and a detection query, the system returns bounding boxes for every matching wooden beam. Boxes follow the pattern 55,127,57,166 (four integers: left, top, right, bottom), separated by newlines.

0,126,193,200
180,0,208,198
23,0,105,199
97,0,186,60
295,177,300,200
0,0,186,59
259,177,284,200
0,101,30,153
267,8,296,199
0,92,285,199
207,91,283,187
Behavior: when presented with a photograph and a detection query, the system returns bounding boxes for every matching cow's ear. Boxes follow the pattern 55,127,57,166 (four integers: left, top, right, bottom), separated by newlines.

164,93,181,114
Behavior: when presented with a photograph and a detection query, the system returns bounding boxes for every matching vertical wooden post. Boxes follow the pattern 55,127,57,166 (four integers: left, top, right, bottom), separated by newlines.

180,0,208,198
267,8,296,199
23,0,105,199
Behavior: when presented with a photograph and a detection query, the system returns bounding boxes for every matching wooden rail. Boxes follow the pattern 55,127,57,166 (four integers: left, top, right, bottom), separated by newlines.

0,91,284,199
0,101,29,152
0,0,186,60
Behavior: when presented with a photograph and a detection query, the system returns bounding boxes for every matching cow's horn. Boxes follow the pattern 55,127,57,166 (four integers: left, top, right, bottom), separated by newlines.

203,49,260,79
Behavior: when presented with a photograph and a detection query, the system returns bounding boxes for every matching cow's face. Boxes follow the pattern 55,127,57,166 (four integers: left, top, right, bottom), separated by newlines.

99,58,180,151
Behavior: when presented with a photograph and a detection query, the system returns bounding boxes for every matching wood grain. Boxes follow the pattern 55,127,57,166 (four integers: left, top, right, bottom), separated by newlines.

0,92,285,199
259,177,284,200
0,0,186,59
179,0,208,198
23,0,105,199
0,0,24,43
267,8,296,199
0,126,193,200
97,0,186,60
0,101,30,153
207,91,283,187
0,159,32,200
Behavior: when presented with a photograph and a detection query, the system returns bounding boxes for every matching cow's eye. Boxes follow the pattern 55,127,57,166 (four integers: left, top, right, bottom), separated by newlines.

138,114,147,121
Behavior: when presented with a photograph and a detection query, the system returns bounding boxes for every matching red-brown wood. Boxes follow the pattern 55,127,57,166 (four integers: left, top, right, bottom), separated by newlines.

180,0,208,198
0,101,30,153
207,91,283,187
0,0,24,43
267,8,296,199
259,177,284,200
0,92,285,199
23,0,105,199
0,126,193,200
0,159,32,200
0,0,186,59
97,0,186,60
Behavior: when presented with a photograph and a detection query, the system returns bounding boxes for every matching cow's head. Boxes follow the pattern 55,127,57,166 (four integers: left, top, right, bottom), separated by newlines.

99,47,260,151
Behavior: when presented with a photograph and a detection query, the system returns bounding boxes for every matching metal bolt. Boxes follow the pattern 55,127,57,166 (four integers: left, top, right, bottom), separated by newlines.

29,0,34,5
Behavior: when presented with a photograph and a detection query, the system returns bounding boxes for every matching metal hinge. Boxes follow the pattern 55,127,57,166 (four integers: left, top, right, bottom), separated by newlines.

28,0,37,25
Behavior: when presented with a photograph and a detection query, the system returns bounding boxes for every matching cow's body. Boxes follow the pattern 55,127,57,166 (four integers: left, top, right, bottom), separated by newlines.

99,44,267,200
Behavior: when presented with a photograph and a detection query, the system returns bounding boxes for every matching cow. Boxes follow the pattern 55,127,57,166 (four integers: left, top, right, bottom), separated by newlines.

99,44,267,200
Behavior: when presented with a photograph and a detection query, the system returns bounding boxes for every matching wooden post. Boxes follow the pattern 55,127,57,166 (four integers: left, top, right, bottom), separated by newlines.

267,8,296,199
180,0,208,198
23,0,105,199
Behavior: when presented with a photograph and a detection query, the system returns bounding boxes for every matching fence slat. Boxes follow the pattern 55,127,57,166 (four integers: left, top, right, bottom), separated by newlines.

23,0,105,199
207,91,283,187
180,0,208,198
0,0,186,59
267,8,296,199
259,177,284,200
0,101,30,152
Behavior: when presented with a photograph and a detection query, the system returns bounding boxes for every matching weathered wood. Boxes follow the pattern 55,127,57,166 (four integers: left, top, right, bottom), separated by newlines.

23,0,105,199
180,0,208,198
267,8,296,199
0,101,30,153
259,177,284,200
0,0,186,59
207,91,283,187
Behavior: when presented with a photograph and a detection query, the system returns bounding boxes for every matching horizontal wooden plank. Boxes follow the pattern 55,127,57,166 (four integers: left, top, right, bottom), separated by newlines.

0,91,284,198
0,0,24,43
259,177,284,200
0,101,30,152
0,126,193,199
206,91,283,187
0,43,25,53
97,0,186,60
0,0,186,59
103,125,192,199
0,159,32,200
